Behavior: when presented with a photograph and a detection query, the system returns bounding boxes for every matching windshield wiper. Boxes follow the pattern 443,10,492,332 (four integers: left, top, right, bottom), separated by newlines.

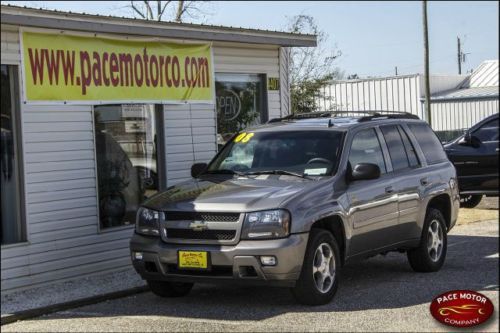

245,170,312,180
203,169,247,177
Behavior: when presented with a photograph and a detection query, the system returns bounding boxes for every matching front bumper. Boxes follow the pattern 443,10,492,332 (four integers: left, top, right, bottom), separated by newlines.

130,233,309,287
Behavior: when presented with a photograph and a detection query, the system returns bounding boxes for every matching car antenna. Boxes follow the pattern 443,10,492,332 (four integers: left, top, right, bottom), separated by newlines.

328,119,334,128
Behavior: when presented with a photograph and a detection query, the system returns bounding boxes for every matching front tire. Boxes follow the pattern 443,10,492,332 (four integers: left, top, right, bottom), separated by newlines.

291,229,341,305
460,194,482,208
147,280,194,298
407,208,447,272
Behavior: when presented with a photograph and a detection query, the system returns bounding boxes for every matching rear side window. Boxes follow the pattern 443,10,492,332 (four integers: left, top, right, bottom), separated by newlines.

348,128,387,174
398,126,420,168
473,118,499,142
408,123,448,165
380,125,409,171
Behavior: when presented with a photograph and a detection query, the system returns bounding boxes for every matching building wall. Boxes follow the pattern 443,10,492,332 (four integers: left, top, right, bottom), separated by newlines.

318,74,484,130
318,75,424,119
0,25,288,292
430,99,499,132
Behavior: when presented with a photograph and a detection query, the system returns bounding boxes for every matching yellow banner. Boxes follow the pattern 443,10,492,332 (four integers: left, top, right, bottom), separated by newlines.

21,30,214,103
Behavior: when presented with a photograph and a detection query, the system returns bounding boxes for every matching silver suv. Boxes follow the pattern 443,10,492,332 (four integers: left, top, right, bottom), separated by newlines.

130,112,459,305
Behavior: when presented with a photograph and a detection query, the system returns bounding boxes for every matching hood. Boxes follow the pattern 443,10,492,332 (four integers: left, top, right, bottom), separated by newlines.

143,175,315,212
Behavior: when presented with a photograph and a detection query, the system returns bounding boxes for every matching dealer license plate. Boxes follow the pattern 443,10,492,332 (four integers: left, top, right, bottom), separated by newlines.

178,251,208,269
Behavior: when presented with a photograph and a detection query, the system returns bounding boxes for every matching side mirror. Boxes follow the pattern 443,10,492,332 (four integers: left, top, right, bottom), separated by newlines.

191,163,208,178
350,163,381,181
459,131,481,148
458,131,471,146
470,135,481,148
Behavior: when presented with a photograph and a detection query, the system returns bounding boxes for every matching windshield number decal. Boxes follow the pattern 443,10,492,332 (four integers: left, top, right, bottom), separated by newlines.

234,132,254,143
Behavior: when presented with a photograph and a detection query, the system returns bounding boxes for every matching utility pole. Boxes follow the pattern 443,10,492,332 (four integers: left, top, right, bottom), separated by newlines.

422,1,431,126
395,66,398,76
457,37,462,74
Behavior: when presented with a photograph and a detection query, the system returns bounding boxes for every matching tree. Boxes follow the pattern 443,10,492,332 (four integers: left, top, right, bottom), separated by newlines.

286,15,342,114
129,1,210,22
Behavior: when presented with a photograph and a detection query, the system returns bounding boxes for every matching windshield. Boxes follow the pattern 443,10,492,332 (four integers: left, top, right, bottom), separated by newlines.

207,130,344,177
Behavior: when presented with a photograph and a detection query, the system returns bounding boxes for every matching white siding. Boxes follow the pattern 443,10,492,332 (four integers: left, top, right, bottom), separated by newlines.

319,74,467,122
279,47,291,117
1,24,20,64
1,103,134,292
430,99,499,132
320,75,423,116
164,104,217,185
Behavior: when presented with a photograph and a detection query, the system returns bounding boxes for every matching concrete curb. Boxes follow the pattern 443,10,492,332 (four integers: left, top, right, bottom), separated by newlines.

1,285,149,325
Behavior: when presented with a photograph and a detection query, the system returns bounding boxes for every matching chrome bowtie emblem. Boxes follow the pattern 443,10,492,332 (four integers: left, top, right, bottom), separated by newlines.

189,220,207,231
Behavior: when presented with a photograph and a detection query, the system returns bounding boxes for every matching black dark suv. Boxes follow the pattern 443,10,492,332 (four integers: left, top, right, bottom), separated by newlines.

444,113,499,208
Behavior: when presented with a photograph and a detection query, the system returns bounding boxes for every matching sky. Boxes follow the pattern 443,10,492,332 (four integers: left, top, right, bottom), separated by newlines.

2,1,498,78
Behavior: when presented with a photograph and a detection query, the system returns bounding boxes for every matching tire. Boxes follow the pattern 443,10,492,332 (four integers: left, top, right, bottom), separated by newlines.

291,229,341,305
407,208,447,272
147,280,194,298
460,194,482,208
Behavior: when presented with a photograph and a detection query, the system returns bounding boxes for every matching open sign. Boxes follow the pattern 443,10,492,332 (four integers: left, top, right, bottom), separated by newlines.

217,89,241,122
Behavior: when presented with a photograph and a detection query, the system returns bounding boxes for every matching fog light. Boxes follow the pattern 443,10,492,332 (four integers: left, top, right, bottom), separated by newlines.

260,256,277,266
134,252,143,260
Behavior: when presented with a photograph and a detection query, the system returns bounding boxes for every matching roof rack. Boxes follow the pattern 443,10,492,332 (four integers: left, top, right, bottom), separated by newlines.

267,111,419,123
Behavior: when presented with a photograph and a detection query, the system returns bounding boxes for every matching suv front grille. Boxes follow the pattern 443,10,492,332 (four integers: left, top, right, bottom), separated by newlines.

165,212,240,222
166,228,236,241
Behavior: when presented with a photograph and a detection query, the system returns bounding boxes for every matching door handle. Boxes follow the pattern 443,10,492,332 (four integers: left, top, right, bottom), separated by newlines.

385,186,394,194
420,178,429,186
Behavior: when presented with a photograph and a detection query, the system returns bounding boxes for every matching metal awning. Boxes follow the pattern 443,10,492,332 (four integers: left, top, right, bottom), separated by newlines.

1,5,317,47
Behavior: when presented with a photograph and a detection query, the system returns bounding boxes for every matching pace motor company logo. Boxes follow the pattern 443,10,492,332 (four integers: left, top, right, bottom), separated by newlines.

430,290,494,328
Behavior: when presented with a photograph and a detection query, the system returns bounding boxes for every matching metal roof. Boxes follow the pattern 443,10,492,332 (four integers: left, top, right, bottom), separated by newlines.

0,4,316,47
431,86,499,102
460,60,499,88
429,60,499,102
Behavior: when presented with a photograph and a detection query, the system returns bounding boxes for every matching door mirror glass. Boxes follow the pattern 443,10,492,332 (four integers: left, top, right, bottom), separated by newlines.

191,163,208,178
350,163,381,181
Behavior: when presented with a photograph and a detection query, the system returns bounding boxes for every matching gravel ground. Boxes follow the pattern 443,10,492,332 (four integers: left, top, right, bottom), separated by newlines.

3,219,498,332
457,197,499,225
1,268,145,315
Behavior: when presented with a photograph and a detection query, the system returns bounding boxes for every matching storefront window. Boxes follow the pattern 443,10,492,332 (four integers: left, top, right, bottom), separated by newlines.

215,74,267,149
94,104,159,229
1,65,25,245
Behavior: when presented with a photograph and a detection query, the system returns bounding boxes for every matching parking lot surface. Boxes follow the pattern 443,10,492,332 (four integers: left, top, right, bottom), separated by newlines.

3,219,498,332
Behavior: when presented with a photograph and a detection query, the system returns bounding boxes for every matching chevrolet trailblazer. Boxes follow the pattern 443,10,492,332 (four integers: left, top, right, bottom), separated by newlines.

130,111,459,305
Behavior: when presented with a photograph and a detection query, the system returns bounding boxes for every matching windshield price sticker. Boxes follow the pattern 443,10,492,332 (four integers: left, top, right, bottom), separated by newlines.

234,132,254,143
304,168,327,176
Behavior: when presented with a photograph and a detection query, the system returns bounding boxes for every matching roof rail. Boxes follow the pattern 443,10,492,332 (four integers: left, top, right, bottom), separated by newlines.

358,113,420,122
267,111,419,123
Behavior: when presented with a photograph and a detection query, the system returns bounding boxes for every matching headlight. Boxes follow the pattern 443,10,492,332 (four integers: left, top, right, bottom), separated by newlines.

135,207,161,236
241,209,291,239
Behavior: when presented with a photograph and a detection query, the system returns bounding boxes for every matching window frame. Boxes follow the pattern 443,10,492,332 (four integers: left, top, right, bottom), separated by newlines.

397,125,421,168
380,124,411,172
406,122,448,165
347,126,390,175
92,103,165,233
1,64,27,247
472,118,499,143
214,73,269,144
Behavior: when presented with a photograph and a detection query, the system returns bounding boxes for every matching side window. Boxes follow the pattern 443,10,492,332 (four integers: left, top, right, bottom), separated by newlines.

348,129,386,174
398,126,420,168
473,118,499,142
408,123,448,165
380,125,409,171
1,65,26,245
